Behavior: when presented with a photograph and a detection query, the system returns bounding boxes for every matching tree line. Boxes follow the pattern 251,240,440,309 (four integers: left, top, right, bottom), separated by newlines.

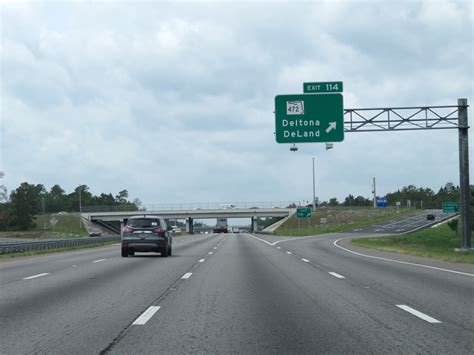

286,182,472,211
0,181,472,231
0,182,140,230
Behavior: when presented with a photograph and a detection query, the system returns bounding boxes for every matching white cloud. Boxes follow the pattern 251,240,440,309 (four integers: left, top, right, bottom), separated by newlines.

0,0,472,205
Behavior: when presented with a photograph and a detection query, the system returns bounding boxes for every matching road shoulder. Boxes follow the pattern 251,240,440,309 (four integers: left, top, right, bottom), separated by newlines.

337,236,474,275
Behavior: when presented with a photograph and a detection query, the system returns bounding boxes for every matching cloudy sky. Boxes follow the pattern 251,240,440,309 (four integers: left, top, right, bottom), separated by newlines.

1,0,472,207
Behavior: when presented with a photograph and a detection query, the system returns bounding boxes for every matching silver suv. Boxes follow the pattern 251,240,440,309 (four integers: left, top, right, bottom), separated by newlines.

121,215,173,257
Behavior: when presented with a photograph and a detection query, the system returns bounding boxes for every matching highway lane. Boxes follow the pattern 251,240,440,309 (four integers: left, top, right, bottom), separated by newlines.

1,225,473,354
109,232,473,354
0,233,226,355
346,209,454,234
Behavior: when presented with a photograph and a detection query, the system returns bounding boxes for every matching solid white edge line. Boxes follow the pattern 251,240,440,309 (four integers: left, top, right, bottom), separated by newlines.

396,305,442,324
92,259,106,263
302,258,310,263
23,273,50,280
333,237,474,277
132,306,161,325
199,259,205,263
182,273,192,279
328,272,345,279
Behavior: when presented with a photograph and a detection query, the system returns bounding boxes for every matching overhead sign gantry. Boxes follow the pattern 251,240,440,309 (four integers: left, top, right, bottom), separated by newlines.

274,83,471,250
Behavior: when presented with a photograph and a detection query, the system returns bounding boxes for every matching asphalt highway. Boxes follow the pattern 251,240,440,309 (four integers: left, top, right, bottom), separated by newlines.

346,209,454,234
1,217,473,354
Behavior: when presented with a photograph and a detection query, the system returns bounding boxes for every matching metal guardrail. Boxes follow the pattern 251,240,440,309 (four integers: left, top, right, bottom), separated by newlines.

0,236,121,254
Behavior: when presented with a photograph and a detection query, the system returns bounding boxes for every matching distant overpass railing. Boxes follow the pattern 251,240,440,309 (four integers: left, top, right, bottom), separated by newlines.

82,201,298,212
82,203,414,213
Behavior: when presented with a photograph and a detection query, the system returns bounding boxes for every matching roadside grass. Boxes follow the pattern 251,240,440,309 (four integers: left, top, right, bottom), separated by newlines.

0,214,89,240
275,208,417,237
351,224,474,264
0,240,119,260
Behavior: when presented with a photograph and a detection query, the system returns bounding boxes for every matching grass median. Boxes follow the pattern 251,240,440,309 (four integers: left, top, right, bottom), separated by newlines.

351,224,474,264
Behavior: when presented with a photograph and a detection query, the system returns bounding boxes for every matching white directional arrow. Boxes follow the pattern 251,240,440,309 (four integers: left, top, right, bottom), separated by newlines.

326,122,337,133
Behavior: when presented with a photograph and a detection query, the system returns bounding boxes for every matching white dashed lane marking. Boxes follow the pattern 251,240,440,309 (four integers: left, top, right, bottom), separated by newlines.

199,259,205,263
286,251,292,255
208,252,213,255
181,273,193,279
328,272,345,279
396,305,442,324
301,259,310,263
132,306,161,325
23,273,50,280
92,259,106,263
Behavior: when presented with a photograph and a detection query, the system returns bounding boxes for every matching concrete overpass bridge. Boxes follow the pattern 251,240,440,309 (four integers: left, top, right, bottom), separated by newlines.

83,208,294,233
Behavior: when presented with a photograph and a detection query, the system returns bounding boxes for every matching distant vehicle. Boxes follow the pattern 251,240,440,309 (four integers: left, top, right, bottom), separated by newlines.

121,215,173,257
426,214,435,221
89,228,102,237
171,226,182,234
214,218,228,233
220,204,236,209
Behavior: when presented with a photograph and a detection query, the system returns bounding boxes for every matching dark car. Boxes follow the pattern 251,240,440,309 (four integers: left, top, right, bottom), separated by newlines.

121,215,173,258
426,214,435,221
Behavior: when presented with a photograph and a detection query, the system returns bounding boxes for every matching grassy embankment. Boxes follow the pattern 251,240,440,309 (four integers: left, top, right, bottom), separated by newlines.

275,208,416,237
351,223,474,264
0,214,117,259
0,214,89,240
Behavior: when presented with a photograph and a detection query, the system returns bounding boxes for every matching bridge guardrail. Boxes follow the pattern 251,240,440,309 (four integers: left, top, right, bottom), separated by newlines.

0,236,121,254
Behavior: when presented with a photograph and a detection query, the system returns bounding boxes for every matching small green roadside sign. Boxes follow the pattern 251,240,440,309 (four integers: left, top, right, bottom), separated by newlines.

275,93,344,143
296,207,312,219
304,81,343,94
442,202,459,213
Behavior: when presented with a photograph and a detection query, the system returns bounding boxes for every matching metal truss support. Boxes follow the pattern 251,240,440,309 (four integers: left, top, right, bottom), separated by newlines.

344,105,463,132
344,100,470,250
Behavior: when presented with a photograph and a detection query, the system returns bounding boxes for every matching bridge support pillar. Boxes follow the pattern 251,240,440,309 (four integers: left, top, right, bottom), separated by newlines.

186,217,194,234
251,217,258,233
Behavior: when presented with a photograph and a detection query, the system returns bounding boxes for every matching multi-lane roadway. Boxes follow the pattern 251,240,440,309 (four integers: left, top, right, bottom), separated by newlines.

1,212,472,354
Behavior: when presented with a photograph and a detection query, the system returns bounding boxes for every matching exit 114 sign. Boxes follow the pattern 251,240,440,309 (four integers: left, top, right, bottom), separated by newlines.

304,81,343,93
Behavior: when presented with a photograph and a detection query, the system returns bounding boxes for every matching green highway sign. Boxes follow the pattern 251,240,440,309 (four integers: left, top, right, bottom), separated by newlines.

275,93,344,143
442,202,459,213
304,81,343,94
296,207,312,219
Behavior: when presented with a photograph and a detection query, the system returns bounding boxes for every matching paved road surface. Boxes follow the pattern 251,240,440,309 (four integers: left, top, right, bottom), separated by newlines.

346,209,454,234
1,214,472,354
